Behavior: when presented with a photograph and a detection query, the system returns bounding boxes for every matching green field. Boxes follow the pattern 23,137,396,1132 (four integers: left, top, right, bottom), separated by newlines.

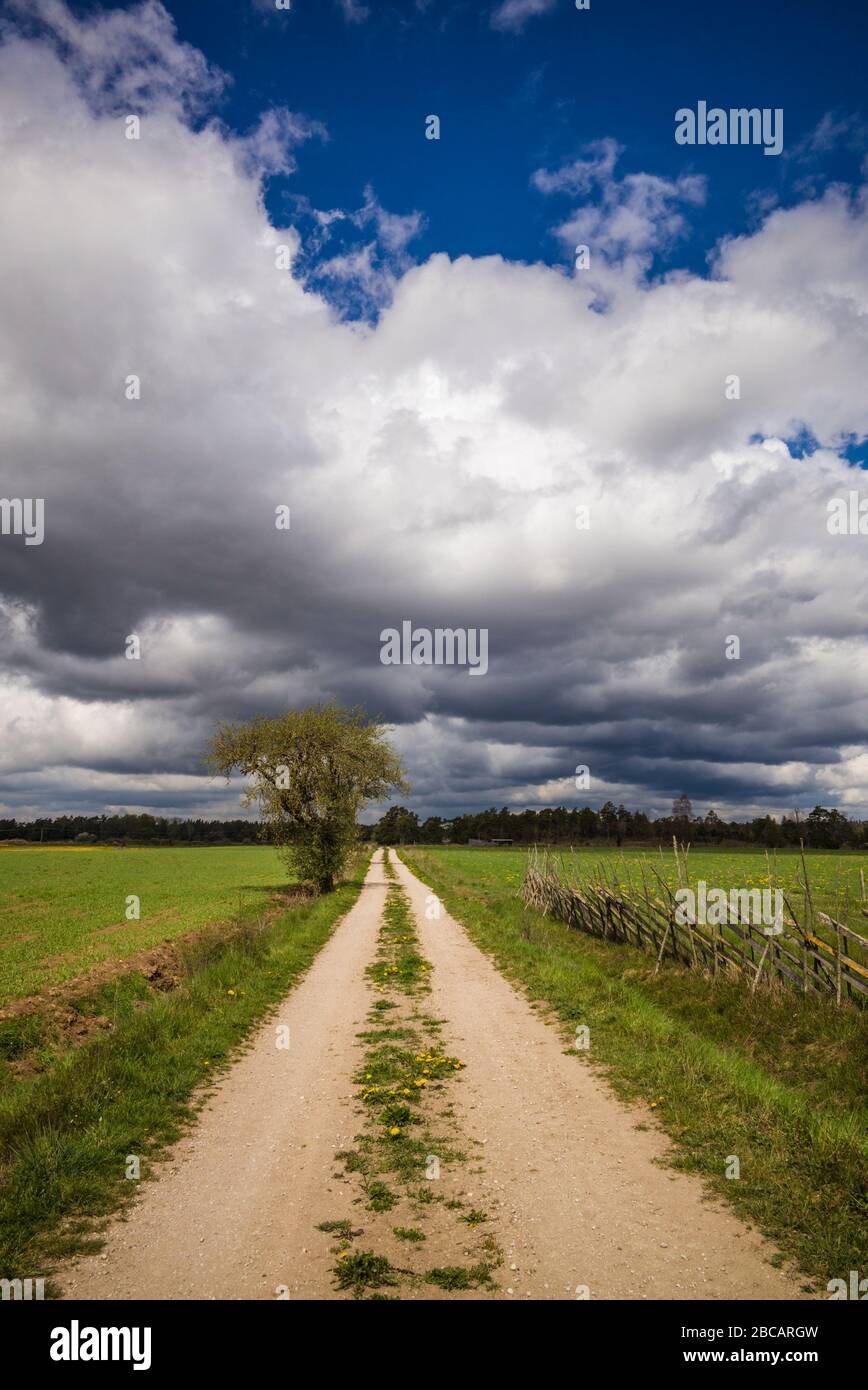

5,842,863,1008
400,844,868,1286
411,844,868,933
0,845,289,1003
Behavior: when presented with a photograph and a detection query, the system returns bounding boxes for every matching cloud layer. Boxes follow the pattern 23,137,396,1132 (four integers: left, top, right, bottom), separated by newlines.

1,2,867,822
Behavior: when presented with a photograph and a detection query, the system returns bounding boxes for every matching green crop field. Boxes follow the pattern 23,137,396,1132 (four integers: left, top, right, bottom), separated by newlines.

404,844,868,934
0,845,290,1004
3,843,865,1009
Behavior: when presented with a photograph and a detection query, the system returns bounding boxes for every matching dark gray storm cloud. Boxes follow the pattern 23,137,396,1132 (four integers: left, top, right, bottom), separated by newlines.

1,2,868,824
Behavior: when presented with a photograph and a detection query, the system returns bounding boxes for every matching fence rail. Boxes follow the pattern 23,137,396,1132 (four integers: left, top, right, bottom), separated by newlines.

520,846,868,1008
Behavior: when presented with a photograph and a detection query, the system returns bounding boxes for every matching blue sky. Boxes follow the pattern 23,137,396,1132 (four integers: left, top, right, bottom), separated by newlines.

64,0,868,281
1,0,867,823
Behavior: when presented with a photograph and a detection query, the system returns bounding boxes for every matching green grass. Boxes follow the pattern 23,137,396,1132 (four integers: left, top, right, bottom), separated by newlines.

393,1226,426,1242
325,855,498,1298
316,1219,359,1241
404,844,868,935
423,1263,494,1290
0,854,369,1280
348,874,467,1203
459,1208,489,1227
400,846,868,1289
0,845,290,1003
365,1181,399,1212
333,1250,398,1297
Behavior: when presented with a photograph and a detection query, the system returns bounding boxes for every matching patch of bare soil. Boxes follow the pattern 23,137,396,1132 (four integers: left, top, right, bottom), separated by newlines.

0,944,182,1078
0,889,312,1077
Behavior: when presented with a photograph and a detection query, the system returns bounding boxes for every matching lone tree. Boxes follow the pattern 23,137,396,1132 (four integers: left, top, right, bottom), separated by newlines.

207,704,408,892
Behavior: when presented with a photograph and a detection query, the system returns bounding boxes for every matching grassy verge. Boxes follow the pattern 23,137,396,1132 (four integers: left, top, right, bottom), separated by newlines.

0,852,370,1282
400,847,868,1290
321,850,501,1298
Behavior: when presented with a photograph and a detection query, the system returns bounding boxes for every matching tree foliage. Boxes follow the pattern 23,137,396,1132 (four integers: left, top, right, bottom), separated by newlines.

671,792,694,822
370,803,866,851
0,814,261,845
372,805,426,845
207,704,407,891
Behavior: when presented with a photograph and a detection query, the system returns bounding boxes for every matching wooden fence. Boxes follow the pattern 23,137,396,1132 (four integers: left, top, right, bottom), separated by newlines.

520,846,868,1007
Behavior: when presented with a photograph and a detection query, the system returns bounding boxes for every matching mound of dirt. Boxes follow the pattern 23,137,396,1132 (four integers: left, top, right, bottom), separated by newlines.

0,941,184,1077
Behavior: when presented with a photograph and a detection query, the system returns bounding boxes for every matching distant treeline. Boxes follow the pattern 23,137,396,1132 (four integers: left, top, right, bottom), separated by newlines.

4,801,866,852
0,814,263,845
372,802,868,851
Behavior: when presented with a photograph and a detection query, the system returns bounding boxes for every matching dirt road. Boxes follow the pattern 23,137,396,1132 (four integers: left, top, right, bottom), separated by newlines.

61,850,805,1300
62,853,391,1300
391,854,804,1300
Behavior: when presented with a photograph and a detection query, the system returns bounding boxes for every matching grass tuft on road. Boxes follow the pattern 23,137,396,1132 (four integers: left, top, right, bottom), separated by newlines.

325,849,500,1298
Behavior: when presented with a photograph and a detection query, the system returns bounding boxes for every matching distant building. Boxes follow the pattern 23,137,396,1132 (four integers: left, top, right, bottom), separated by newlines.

468,837,513,847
